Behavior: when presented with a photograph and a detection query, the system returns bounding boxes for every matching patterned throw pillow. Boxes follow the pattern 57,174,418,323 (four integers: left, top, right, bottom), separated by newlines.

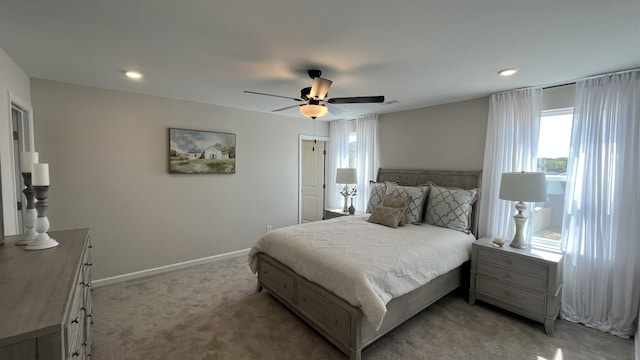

382,195,412,226
385,184,430,224
366,181,398,213
424,183,479,233
367,206,403,228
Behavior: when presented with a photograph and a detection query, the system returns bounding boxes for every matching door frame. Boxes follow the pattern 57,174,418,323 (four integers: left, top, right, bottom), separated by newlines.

2,92,34,235
298,134,329,224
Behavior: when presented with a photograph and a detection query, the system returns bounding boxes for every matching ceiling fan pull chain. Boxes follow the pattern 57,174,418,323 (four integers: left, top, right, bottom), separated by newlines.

312,119,316,151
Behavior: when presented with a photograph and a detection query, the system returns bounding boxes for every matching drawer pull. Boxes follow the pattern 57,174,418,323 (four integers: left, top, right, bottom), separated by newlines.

85,262,93,266
88,244,94,248
88,313,94,324
72,350,80,357
72,317,80,324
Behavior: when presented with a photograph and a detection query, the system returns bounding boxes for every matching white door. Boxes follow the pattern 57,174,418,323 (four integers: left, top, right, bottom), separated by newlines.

301,140,325,223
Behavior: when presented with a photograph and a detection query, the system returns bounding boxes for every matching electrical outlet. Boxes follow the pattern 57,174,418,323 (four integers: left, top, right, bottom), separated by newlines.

266,225,272,232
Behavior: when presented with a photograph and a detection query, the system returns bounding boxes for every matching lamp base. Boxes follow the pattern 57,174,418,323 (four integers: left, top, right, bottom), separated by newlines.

509,213,528,249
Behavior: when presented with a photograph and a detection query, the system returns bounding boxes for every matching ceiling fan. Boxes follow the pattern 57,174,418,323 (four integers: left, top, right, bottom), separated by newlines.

244,69,385,119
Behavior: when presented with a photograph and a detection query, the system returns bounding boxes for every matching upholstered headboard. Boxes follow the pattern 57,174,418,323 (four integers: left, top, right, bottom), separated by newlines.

376,168,482,237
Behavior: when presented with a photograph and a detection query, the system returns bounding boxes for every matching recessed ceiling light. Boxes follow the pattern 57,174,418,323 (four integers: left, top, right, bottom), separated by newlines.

498,68,518,77
125,71,143,79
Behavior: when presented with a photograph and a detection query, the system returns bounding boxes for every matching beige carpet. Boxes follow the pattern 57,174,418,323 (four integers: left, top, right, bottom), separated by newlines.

92,256,634,360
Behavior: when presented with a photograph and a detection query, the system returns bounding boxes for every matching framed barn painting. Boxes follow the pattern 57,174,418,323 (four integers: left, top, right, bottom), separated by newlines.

169,128,236,174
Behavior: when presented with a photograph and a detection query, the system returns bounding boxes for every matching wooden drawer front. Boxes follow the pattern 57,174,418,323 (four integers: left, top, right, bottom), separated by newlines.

259,260,294,301
476,276,545,313
477,261,547,291
297,284,351,346
84,293,93,353
478,248,548,277
66,284,84,359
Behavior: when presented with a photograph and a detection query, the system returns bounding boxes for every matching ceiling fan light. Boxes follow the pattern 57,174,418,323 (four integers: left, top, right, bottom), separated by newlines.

309,77,332,100
300,104,329,119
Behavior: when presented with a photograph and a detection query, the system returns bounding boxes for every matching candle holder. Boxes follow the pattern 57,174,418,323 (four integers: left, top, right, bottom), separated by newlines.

25,185,58,251
16,173,38,245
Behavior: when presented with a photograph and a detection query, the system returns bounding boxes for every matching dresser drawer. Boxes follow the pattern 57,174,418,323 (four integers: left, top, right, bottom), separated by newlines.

476,276,546,313
478,248,548,276
66,278,84,359
259,259,294,302
477,261,547,291
297,283,351,346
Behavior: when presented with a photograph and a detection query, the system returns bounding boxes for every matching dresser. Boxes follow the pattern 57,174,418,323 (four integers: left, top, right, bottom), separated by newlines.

0,228,93,359
469,237,564,335
324,208,364,220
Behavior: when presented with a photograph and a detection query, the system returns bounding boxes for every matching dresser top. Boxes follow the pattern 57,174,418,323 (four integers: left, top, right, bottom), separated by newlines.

474,237,564,263
0,228,89,346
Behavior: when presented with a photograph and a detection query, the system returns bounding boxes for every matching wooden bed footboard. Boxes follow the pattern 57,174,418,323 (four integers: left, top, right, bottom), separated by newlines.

256,253,464,360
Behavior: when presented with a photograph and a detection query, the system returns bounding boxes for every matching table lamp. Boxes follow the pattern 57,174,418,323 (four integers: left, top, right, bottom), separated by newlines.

499,171,548,248
336,168,357,213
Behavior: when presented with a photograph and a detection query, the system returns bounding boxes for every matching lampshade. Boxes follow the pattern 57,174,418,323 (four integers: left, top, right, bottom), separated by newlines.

336,168,357,184
300,103,329,119
499,172,548,202
309,77,332,100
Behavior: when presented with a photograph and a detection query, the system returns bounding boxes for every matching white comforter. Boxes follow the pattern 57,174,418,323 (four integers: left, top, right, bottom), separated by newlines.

248,215,475,329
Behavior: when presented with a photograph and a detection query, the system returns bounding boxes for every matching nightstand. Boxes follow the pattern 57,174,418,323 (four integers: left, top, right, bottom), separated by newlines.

323,208,351,220
469,237,564,335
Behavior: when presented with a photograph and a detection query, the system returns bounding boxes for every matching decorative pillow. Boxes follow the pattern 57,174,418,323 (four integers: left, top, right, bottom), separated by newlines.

381,195,412,226
385,184,430,224
367,206,403,228
424,183,479,233
366,181,398,213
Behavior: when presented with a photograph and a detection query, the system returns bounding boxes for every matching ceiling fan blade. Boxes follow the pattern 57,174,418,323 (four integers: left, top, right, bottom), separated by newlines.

244,90,303,102
327,96,385,104
326,103,346,116
272,104,301,112
309,77,333,100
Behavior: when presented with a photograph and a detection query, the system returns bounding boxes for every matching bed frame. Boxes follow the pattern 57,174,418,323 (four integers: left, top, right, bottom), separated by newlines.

256,169,482,360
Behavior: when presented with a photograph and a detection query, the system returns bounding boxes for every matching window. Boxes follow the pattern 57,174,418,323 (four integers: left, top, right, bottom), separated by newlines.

348,132,357,168
532,108,573,249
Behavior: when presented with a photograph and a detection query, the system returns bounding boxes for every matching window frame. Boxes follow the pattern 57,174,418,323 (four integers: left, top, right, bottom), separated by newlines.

531,107,574,252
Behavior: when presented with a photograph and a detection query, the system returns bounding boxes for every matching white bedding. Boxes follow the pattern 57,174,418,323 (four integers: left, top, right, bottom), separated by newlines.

248,215,475,329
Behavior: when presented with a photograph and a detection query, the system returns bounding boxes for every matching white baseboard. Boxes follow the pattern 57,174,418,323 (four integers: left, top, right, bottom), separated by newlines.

93,248,250,288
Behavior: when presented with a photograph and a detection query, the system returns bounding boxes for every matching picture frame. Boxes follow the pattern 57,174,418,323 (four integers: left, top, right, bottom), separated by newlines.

169,128,236,174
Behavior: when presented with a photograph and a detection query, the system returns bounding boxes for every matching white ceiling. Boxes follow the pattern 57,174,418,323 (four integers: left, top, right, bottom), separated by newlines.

1,0,639,121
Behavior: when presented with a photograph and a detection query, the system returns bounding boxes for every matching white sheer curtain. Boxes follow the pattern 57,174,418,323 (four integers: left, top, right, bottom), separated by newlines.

355,114,379,212
560,70,640,337
327,119,351,209
479,88,542,243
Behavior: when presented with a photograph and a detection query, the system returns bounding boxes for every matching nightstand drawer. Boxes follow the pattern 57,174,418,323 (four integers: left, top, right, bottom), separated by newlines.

478,248,548,276
477,276,545,313
477,261,547,291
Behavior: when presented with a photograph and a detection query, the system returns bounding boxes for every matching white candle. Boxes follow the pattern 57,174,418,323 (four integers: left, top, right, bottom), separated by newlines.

32,163,50,186
21,152,39,173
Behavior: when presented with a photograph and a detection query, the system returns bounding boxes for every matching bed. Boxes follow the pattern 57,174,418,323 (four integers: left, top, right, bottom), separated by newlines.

249,169,482,360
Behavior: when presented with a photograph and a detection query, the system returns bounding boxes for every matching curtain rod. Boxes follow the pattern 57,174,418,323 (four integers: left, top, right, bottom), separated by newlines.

496,67,640,94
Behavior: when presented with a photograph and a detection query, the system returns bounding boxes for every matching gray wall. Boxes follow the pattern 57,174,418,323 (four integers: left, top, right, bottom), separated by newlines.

379,97,489,171
30,79,328,279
